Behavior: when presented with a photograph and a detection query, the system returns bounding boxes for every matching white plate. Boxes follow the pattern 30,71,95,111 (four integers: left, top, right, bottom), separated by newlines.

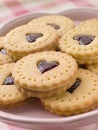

0,8,98,130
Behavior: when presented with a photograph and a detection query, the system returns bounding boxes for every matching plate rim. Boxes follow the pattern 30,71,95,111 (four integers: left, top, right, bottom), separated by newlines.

0,7,98,125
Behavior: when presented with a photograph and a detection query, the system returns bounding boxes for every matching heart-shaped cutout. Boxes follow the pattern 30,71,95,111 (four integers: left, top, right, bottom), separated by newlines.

3,75,14,85
37,61,58,74
26,33,43,42
0,48,6,55
73,35,95,45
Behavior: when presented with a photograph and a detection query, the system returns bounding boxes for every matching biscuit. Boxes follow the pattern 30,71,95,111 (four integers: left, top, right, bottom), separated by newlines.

77,18,98,28
12,51,78,98
0,37,13,65
87,64,98,75
0,63,30,107
59,26,98,64
28,15,75,37
17,77,76,98
41,69,98,116
4,24,58,61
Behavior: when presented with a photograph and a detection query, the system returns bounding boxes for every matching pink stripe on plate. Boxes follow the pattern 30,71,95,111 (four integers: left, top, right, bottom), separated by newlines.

69,0,94,7
0,14,14,23
8,125,27,130
3,0,29,16
30,0,69,12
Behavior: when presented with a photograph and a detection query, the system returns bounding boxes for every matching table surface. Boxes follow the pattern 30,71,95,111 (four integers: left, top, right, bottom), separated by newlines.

0,0,98,130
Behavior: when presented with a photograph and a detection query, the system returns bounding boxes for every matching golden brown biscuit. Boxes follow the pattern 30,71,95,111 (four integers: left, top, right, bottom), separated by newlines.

28,15,75,37
59,26,98,64
41,69,98,116
12,51,78,98
0,63,31,107
4,24,58,61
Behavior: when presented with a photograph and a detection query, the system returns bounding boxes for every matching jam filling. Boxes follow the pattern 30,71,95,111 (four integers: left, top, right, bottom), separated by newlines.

67,79,81,94
3,75,14,85
47,23,60,30
73,35,95,45
26,33,43,42
37,61,58,74
78,64,87,69
0,49,6,55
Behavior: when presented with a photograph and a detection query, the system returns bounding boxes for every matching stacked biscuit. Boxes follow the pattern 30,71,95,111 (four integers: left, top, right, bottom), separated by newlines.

1,15,98,116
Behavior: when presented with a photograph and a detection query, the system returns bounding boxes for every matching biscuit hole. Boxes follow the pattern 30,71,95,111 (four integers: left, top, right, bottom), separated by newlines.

93,80,97,82
15,45,18,48
88,92,91,95
72,47,75,50
10,44,13,46
90,48,93,50
47,78,50,80
2,94,6,97
55,98,59,101
53,76,56,79
21,61,24,63
68,99,72,102
78,49,81,51
17,71,20,73
91,75,94,78
94,66,97,69
34,79,37,82
27,46,30,48
41,79,43,81
63,58,67,61
60,73,63,75
85,72,89,75
61,99,64,102
5,58,9,61
19,74,22,76
82,96,86,98
6,65,10,68
68,61,71,64
84,49,87,51
0,67,3,69
93,84,96,86
51,53,55,56
22,77,25,79
9,94,12,97
67,45,71,48
92,88,96,91
17,67,21,70
19,63,23,66
28,78,32,81
68,65,71,68
16,93,19,95
75,98,79,100
62,56,65,58
65,69,68,72
33,45,37,47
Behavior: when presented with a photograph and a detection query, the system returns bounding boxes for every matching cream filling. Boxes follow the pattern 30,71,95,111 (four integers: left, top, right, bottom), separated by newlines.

18,77,76,92
76,56,98,60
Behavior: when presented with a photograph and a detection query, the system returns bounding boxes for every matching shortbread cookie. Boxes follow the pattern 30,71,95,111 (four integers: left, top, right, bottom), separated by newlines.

77,18,98,28
0,98,33,108
17,78,76,98
59,26,98,64
87,64,98,75
0,37,13,65
41,69,98,116
12,51,78,98
28,15,75,37
4,24,58,61
0,63,30,107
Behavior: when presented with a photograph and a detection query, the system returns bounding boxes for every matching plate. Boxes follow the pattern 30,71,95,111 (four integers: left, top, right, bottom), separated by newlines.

0,8,98,130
